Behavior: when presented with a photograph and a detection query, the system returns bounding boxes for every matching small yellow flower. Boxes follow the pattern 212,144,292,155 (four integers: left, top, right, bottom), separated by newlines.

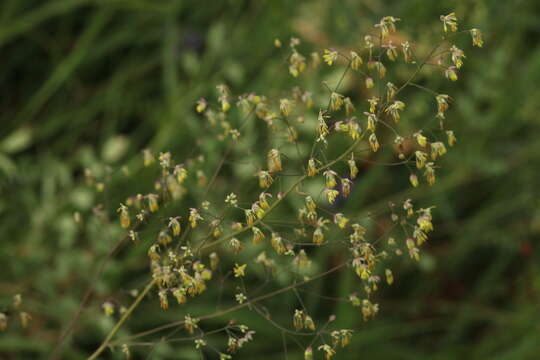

334,213,349,228
347,120,361,139
20,312,31,328
341,178,352,197
95,182,109,193
258,170,273,188
385,100,405,122
235,293,247,304
252,202,265,219
430,141,447,160
325,188,340,204
102,301,115,316
295,249,311,268
364,35,374,53
307,158,318,177
117,204,130,229
168,217,181,236
304,347,313,360
365,77,374,89
219,99,229,112
184,314,199,334
147,194,159,212
189,208,203,228
446,130,457,146
330,92,344,111
196,98,207,113
318,344,336,360
470,28,484,47
361,299,379,321
313,227,325,245
233,263,247,278
369,133,380,152
401,41,412,62
365,112,377,132
414,132,427,147
305,196,317,212
147,244,160,261
350,51,363,70
424,163,436,185
344,97,356,115
417,209,434,232
158,290,169,310
374,16,400,39
280,98,293,116
367,97,379,113
259,192,271,209
348,155,358,179
225,193,238,207
450,45,465,68
271,232,286,254
245,209,256,226
324,170,338,188
267,149,282,173
414,226,428,245
445,66,458,81
142,149,155,167
317,110,330,142
415,151,428,169
440,12,458,33
158,230,172,245
370,61,386,78
436,94,451,118
229,237,244,254
384,41,398,61
409,174,419,187
385,269,394,285
293,309,304,329
274,38,282,48
304,315,316,330
386,82,397,100
289,50,307,77
323,49,338,65
252,226,265,244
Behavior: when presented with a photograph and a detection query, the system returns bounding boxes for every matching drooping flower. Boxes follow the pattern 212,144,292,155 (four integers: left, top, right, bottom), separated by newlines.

323,49,338,65
350,51,363,70
440,12,458,33
267,149,282,172
470,28,484,47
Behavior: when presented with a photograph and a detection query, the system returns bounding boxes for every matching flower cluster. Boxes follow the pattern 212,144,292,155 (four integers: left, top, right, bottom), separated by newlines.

92,12,484,360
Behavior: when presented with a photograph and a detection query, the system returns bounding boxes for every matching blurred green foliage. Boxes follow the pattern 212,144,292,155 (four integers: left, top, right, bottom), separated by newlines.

1,0,539,359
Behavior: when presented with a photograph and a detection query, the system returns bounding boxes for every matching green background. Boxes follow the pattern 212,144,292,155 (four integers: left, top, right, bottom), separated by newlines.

1,0,539,359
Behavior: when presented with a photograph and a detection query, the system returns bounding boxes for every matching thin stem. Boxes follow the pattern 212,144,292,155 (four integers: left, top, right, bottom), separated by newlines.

87,279,156,360
110,262,347,345
199,135,363,251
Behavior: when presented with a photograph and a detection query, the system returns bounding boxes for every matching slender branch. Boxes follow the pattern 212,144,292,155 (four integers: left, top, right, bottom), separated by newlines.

199,135,363,251
87,279,157,360
110,262,347,345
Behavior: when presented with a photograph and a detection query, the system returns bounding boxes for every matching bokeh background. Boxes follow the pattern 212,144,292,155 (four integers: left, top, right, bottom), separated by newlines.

1,0,539,359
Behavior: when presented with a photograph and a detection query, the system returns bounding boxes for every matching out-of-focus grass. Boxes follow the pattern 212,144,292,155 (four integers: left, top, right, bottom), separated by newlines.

1,0,539,359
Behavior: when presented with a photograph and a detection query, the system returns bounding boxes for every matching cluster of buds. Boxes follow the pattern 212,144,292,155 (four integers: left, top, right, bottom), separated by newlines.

112,12,484,357
288,38,307,77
